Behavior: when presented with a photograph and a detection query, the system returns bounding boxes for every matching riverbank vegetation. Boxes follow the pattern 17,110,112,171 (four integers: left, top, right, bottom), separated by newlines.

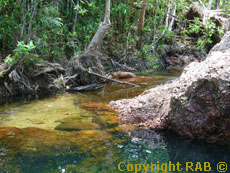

0,0,229,96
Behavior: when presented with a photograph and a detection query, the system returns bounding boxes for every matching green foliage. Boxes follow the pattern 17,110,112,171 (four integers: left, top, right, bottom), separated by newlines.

225,1,230,14
139,44,160,69
14,41,36,56
4,41,40,66
0,0,229,71
0,0,184,62
186,17,222,51
4,55,14,66
15,41,42,65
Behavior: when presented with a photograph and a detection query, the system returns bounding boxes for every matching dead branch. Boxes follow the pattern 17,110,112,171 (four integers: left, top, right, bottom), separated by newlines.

0,54,32,81
111,59,136,71
68,83,105,92
87,70,139,87
34,61,65,76
3,82,12,95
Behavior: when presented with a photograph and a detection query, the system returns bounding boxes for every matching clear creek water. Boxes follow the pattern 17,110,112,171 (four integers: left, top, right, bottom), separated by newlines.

0,72,229,173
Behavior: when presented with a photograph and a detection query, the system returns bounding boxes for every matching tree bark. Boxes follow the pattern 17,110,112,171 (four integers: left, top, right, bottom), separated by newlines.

136,0,148,50
222,0,226,8
87,0,111,51
20,0,27,39
71,0,78,34
165,5,171,28
198,0,205,8
215,0,220,9
28,1,38,41
169,4,177,31
208,0,214,10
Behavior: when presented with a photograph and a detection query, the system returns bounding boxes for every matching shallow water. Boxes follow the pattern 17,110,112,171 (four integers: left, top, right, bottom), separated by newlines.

0,71,229,173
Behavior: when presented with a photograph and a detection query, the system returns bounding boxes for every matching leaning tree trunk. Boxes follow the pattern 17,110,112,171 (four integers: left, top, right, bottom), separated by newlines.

87,0,111,51
136,0,147,50
71,0,111,86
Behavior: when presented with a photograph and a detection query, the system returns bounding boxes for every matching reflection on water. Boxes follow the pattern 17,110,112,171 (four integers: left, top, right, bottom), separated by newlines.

0,71,229,173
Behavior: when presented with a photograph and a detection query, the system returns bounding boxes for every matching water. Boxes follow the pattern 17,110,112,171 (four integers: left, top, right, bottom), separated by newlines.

0,72,229,173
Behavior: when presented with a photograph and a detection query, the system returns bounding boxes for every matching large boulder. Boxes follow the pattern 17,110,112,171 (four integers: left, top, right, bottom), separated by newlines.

159,40,206,71
109,32,230,145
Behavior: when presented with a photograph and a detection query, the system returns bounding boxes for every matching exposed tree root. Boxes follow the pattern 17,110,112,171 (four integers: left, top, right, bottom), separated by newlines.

34,61,65,77
0,54,31,81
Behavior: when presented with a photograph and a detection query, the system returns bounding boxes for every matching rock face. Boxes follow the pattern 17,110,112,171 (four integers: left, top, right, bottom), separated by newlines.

159,39,206,71
109,32,230,145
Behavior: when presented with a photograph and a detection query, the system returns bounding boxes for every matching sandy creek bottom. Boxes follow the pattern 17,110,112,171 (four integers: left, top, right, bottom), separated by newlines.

0,72,229,173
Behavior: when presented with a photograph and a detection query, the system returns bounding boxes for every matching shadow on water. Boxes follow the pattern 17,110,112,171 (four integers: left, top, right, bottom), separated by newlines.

132,130,230,173
0,71,229,173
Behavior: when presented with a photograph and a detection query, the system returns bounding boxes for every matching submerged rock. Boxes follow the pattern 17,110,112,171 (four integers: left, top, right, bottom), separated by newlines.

81,102,113,111
55,122,101,131
0,127,112,156
112,71,136,79
55,116,92,123
94,115,119,128
109,32,230,145
26,118,46,124
107,124,139,135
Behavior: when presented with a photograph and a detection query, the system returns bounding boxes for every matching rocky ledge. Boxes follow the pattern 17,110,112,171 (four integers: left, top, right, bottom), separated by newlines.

109,32,230,145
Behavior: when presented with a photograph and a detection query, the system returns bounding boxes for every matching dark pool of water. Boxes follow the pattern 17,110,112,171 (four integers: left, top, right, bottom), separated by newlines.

0,71,229,173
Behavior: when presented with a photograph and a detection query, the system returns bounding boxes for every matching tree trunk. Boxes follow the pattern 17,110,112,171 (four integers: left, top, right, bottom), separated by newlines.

153,0,157,42
198,0,205,8
28,1,38,41
72,0,111,86
168,4,177,31
165,5,171,28
87,0,111,51
208,0,214,10
222,0,226,8
20,0,27,39
215,0,220,9
72,0,78,34
136,0,148,50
